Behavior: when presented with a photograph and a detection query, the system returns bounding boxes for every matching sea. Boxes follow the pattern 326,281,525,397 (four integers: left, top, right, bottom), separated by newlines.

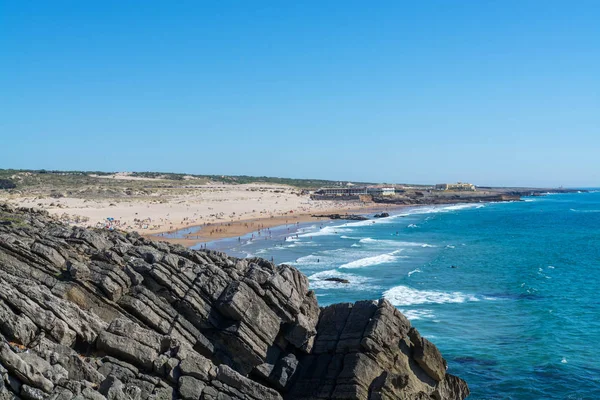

198,191,600,399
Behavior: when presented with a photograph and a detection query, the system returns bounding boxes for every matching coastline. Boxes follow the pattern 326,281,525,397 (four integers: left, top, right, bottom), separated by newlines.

146,203,404,247
154,191,576,248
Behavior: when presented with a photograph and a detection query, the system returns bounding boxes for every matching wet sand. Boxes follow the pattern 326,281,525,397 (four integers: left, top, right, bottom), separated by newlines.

146,204,402,247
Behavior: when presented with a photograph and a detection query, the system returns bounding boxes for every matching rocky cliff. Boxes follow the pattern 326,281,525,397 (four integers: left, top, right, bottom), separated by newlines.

0,205,469,400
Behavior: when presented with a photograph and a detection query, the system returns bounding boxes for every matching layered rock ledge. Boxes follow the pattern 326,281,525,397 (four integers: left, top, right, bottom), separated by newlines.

0,205,469,400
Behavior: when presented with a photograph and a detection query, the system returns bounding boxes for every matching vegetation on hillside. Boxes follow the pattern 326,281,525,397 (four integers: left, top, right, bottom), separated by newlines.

0,169,375,189
0,179,16,189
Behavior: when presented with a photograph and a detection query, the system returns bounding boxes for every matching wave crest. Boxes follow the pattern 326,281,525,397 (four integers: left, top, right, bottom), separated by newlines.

339,251,404,269
308,270,380,290
384,285,483,306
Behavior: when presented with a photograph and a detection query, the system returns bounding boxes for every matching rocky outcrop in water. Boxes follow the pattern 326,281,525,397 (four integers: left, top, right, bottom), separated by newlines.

311,214,369,221
322,278,350,284
0,205,469,399
373,213,390,218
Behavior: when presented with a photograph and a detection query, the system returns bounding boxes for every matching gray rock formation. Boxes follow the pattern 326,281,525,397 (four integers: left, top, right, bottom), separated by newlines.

0,205,469,399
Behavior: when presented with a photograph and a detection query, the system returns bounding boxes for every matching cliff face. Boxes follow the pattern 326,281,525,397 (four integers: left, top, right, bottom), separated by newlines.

0,205,469,400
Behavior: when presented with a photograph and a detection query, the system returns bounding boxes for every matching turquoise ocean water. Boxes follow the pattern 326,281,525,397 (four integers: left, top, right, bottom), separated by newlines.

203,192,600,399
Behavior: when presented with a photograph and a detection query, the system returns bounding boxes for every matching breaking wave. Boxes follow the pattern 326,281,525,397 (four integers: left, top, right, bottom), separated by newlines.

297,226,353,238
339,250,404,269
383,285,484,306
308,270,380,290
401,309,435,320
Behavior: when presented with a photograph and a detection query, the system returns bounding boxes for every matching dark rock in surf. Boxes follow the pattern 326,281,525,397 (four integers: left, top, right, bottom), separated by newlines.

311,213,369,221
323,277,350,284
373,212,390,218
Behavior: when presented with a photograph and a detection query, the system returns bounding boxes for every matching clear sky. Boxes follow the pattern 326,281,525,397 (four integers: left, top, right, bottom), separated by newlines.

1,1,599,187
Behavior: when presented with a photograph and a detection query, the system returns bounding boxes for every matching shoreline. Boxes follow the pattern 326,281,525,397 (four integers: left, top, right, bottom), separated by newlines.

146,203,405,247
148,191,566,248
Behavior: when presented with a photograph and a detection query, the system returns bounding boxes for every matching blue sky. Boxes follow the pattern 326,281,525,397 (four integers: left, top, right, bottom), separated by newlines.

1,1,599,187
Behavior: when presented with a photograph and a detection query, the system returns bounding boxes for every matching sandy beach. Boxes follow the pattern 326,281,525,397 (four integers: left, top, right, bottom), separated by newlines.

1,179,399,246
151,203,399,247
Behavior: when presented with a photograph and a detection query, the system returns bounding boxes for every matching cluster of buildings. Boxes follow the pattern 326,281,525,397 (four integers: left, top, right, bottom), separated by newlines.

314,186,397,197
312,182,477,199
434,182,476,191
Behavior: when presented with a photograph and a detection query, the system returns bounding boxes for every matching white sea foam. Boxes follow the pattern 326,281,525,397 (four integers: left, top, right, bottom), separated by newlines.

308,270,380,290
383,285,481,306
341,219,378,227
548,265,555,269
293,254,325,265
285,241,316,248
351,243,360,247
400,309,435,320
343,214,403,227
407,268,422,277
359,237,377,244
292,248,360,266
339,250,404,269
302,214,407,237
408,224,418,228
298,224,318,232
408,203,484,216
358,238,427,247
271,246,286,251
570,208,600,213
444,204,485,211
297,226,353,238
295,203,482,240
482,295,499,301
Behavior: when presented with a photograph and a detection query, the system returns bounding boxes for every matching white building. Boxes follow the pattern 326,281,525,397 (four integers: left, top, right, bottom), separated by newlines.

367,187,396,196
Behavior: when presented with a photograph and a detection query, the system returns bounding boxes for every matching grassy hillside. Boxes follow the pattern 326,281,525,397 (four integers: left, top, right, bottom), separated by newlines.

0,169,376,190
